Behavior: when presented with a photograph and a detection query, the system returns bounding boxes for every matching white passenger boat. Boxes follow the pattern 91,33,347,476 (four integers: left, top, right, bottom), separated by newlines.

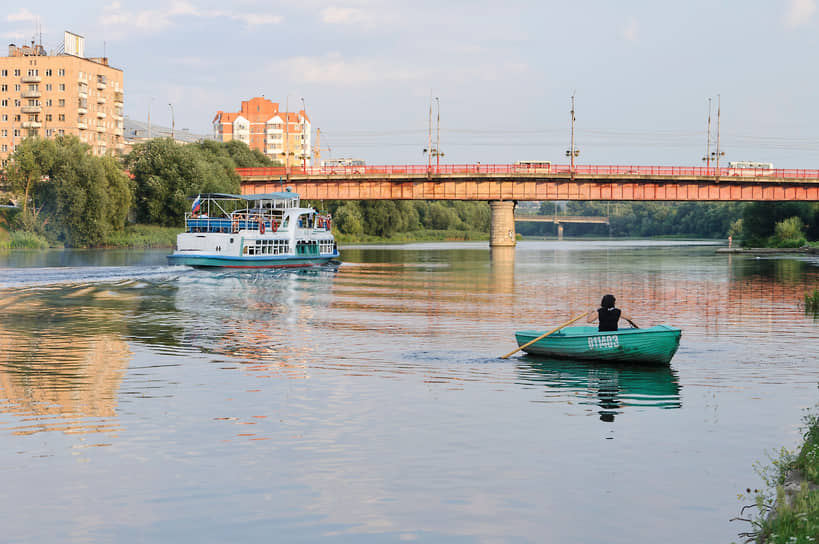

167,191,339,268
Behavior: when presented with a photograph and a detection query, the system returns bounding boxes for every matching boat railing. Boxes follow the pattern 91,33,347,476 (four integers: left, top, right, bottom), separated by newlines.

185,214,282,234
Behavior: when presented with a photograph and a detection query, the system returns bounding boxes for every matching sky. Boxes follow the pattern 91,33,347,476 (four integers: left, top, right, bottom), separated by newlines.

3,0,819,167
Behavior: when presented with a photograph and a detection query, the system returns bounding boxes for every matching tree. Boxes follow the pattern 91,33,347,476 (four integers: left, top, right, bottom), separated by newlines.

126,138,242,226
5,136,133,246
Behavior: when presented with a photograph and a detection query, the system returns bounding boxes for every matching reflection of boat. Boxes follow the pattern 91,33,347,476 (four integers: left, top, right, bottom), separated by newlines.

514,325,682,365
167,192,339,268
517,356,681,420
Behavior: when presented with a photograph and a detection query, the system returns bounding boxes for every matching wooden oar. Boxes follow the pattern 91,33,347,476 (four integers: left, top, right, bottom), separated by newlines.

500,312,589,359
626,318,640,329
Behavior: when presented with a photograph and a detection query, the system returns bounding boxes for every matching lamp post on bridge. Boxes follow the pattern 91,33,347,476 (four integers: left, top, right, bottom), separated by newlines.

423,96,443,172
702,95,724,174
565,92,579,172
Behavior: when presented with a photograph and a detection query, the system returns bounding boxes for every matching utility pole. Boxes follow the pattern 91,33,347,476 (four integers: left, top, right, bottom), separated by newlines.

314,128,321,164
168,103,174,140
703,97,712,171
435,97,441,171
301,97,307,169
427,93,433,172
565,92,580,171
716,94,722,171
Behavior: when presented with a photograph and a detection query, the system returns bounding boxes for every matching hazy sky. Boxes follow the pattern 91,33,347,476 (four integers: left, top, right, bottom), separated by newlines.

3,1,819,167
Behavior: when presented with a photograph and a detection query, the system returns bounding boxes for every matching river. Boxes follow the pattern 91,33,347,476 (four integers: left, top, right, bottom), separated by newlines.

0,241,817,543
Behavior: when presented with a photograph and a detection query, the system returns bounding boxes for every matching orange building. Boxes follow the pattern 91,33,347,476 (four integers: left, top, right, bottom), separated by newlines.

213,96,311,167
0,31,124,166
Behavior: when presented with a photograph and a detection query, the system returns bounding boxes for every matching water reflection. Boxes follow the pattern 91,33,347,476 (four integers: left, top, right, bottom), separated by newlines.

517,356,681,421
0,284,139,437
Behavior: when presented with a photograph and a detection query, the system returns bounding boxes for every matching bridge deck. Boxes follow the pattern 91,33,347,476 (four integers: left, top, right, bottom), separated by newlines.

238,164,819,201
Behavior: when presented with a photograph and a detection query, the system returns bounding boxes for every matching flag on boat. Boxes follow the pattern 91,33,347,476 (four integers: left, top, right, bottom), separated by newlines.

191,194,202,214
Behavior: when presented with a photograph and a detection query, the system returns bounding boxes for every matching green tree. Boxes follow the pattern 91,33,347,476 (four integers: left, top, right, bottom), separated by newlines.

6,136,133,246
126,138,242,226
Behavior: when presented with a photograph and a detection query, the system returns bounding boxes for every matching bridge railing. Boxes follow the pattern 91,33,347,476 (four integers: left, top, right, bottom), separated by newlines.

236,164,819,179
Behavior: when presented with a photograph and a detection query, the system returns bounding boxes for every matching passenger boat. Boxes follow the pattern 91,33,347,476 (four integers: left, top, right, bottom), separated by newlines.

167,191,339,268
514,325,682,365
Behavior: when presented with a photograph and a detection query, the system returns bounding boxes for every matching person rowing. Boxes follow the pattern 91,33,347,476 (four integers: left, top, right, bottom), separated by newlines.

587,294,638,331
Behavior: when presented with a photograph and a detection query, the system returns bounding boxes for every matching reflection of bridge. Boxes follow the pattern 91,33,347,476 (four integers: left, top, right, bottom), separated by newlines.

238,164,819,247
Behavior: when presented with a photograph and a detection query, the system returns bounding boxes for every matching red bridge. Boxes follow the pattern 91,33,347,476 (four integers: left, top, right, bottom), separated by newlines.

237,163,819,246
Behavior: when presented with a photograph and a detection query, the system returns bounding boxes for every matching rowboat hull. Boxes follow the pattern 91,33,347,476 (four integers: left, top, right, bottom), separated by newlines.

515,325,682,365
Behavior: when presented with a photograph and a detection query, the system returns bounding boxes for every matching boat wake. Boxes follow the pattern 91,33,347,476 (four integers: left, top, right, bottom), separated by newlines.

0,265,191,289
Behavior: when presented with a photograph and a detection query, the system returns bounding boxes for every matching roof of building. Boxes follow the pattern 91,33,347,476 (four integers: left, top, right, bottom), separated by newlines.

123,117,212,144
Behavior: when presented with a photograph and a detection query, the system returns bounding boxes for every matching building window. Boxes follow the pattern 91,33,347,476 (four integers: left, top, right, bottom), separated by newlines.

0,99,6,107
0,69,7,77
27,84,37,91
0,84,6,92
1,114,7,121
58,114,65,121
45,128,53,137
14,84,20,92
45,83,52,91
45,114,52,122
58,83,65,91
13,99,20,107
58,68,65,76
45,99,52,106
13,115,20,122
27,69,38,77
1,145,7,152
1,129,6,136
58,129,64,136
13,129,20,137
13,69,20,76
58,99,65,107
45,69,52,76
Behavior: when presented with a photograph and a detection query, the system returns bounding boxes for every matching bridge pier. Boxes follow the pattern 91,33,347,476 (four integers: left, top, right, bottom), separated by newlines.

489,201,516,247
557,223,564,241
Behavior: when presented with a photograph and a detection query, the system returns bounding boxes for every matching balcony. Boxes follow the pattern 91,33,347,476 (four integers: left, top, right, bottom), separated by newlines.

78,121,88,130
21,121,42,128
113,91,123,103
78,107,88,115
96,111,106,118
96,81,106,91
96,125,106,132
114,128,123,136
21,75,42,83
97,96,106,104
21,90,41,98
113,112,123,121
78,88,88,98
21,105,41,114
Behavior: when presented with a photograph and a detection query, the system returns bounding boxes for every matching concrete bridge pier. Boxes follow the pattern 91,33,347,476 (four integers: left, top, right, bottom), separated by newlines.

557,223,564,241
489,201,516,247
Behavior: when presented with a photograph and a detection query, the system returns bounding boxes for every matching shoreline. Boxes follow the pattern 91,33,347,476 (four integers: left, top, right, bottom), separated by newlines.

716,247,819,255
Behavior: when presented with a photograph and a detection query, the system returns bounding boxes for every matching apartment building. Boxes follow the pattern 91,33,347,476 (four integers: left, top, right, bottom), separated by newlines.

213,96,311,167
0,32,124,167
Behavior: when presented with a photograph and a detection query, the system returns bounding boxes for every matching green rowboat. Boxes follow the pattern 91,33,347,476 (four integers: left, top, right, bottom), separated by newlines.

514,325,682,365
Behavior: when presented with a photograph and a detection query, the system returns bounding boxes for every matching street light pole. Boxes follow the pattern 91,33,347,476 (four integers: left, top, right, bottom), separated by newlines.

301,97,307,170
427,93,433,172
435,96,440,172
565,92,579,171
168,103,174,140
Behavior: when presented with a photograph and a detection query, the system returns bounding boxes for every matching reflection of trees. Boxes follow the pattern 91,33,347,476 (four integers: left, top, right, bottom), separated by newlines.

517,357,681,422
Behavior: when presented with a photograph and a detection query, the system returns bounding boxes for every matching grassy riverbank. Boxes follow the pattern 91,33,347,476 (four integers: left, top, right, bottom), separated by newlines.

738,401,819,543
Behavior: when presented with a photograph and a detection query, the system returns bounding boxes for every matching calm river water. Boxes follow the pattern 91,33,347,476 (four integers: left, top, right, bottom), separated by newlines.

0,241,818,543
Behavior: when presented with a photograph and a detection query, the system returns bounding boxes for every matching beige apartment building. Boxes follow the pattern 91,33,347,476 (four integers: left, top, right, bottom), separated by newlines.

0,32,124,167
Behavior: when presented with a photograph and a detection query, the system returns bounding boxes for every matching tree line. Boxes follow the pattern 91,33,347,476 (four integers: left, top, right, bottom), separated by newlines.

2,135,816,246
